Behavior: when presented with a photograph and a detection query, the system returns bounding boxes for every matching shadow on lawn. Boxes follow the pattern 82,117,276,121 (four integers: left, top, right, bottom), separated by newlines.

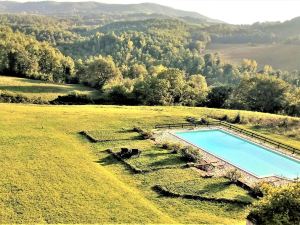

96,154,119,166
148,156,183,167
0,85,72,93
198,181,231,195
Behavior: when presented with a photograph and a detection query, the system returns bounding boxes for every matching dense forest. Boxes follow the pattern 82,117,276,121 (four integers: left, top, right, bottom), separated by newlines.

0,2,300,116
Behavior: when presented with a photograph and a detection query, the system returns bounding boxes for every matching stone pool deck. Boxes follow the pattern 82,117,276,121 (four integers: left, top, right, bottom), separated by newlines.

153,126,298,187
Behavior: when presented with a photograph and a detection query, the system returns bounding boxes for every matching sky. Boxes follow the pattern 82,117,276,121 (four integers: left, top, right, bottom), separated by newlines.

4,0,300,24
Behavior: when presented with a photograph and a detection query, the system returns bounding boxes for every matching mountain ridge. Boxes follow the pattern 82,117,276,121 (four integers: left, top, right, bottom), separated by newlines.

0,1,223,23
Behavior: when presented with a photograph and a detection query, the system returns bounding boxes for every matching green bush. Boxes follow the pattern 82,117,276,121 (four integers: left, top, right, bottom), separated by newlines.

225,169,242,183
180,146,202,163
248,182,300,225
233,113,241,124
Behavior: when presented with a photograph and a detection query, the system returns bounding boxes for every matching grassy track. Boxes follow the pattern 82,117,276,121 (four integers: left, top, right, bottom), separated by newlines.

0,75,100,101
207,43,300,71
0,103,299,223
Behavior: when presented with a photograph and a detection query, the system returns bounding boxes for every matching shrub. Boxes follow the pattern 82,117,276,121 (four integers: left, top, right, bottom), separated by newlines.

225,169,242,183
159,142,182,153
233,113,241,124
161,142,171,149
141,130,154,139
250,182,268,198
170,143,183,154
180,146,202,162
247,182,300,225
220,114,229,122
186,116,197,123
199,117,208,125
132,126,143,133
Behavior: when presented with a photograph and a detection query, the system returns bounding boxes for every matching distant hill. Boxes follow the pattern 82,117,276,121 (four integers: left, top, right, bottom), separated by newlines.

0,1,222,24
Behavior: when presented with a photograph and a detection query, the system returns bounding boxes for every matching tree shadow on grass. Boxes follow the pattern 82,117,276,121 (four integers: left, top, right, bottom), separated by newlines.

95,155,119,166
198,181,231,195
234,194,253,204
0,85,72,93
143,151,170,157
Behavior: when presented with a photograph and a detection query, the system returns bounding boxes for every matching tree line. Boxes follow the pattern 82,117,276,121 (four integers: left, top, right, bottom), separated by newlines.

0,19,299,116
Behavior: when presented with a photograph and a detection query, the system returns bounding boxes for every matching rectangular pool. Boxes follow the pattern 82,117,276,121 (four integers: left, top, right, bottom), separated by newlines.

175,129,300,179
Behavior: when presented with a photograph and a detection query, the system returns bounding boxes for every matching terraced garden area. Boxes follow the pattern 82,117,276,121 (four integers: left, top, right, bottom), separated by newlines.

1,103,299,224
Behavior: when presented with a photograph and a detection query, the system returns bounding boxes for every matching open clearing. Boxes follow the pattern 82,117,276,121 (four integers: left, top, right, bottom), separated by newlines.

0,103,299,223
0,75,101,101
207,43,300,71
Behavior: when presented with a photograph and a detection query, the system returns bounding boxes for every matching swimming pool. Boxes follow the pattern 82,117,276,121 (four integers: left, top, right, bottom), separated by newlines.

175,129,300,179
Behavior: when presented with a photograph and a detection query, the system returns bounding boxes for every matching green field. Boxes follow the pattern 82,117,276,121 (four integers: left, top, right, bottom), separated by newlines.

1,103,300,223
207,43,300,71
0,75,101,101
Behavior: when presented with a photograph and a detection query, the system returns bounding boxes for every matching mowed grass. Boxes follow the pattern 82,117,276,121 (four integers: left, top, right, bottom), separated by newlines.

0,103,299,223
207,43,300,71
0,75,101,101
164,177,254,203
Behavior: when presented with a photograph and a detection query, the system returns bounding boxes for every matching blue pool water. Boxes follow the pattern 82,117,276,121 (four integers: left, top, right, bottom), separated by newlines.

175,129,300,179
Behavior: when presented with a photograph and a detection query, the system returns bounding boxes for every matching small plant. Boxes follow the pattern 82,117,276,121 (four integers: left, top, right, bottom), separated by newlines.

159,142,182,153
233,113,241,124
225,169,242,183
220,114,229,122
141,130,154,139
199,118,208,125
132,126,143,132
250,182,266,198
186,116,197,123
170,143,182,154
180,146,202,163
161,142,171,149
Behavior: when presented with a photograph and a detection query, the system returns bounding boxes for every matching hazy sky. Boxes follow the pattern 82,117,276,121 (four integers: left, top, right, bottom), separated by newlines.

5,0,300,24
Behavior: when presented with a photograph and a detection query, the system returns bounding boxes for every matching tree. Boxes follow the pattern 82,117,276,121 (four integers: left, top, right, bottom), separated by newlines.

228,74,290,113
133,77,171,105
285,87,300,116
157,68,185,103
128,63,147,79
182,74,208,106
83,56,121,89
206,86,232,108
240,59,257,73
248,182,300,225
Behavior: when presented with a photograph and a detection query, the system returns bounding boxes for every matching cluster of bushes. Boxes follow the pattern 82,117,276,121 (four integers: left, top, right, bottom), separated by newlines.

158,142,202,163
247,182,300,225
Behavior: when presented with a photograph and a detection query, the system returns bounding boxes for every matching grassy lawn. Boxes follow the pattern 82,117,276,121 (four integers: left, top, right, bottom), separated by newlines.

0,103,299,223
0,75,101,101
163,177,254,203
